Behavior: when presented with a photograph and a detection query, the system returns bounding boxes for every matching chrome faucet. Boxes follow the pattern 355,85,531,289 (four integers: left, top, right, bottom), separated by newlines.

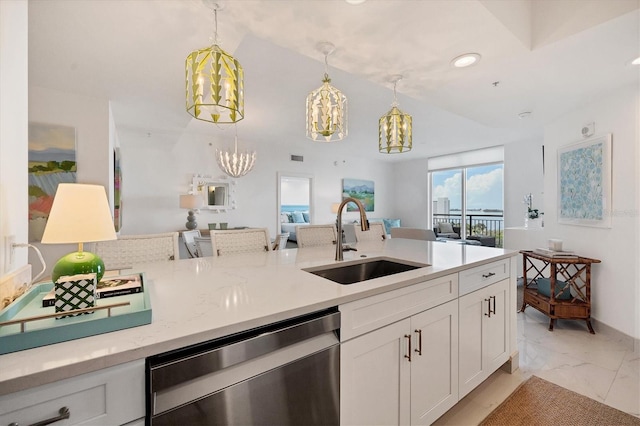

335,197,370,261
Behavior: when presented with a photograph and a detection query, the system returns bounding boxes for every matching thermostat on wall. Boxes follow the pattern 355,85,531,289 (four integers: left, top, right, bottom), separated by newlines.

581,122,595,138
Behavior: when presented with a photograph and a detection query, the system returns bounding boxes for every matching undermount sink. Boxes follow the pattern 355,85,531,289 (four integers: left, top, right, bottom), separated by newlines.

304,258,429,285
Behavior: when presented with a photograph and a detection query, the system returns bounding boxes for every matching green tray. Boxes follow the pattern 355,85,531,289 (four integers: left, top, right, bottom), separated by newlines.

0,281,152,355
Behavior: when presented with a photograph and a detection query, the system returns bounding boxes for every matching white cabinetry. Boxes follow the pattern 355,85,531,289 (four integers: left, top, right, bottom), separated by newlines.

341,318,411,426
0,360,145,426
458,278,509,398
340,274,459,426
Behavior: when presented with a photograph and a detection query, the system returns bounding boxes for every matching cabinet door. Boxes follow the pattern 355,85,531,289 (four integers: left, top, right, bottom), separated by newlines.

341,318,411,426
458,286,485,398
458,280,510,399
484,279,509,374
410,300,458,426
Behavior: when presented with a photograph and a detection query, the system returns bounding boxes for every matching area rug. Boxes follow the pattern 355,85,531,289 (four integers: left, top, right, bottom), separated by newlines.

479,375,640,426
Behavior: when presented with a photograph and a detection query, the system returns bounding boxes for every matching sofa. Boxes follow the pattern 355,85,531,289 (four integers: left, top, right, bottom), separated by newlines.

280,211,310,242
434,222,461,239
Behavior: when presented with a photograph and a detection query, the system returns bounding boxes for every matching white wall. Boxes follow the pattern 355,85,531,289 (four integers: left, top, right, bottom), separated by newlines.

504,138,544,228
0,0,28,275
117,125,396,241
27,86,113,279
392,158,429,228
543,83,639,339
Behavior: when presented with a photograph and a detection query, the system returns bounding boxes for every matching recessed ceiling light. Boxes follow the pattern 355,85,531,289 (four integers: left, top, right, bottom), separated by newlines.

345,0,367,4
451,53,481,68
632,56,640,65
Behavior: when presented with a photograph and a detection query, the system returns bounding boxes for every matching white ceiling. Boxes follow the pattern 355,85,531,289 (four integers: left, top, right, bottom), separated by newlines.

28,0,640,162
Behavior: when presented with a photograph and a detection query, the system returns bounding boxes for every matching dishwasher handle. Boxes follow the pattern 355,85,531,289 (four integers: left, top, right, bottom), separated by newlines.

150,309,340,392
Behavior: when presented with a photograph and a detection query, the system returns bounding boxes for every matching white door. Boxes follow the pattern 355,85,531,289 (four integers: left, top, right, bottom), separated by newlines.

410,300,459,426
458,280,510,398
341,319,411,426
484,279,509,374
458,286,485,398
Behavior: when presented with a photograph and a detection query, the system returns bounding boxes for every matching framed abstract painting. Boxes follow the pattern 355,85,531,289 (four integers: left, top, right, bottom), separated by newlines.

28,122,77,241
557,134,612,228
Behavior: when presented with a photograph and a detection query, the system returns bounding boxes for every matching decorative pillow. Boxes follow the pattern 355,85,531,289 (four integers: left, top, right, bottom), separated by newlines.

292,211,306,223
439,222,454,233
536,277,572,300
280,213,290,223
302,212,310,223
382,218,401,234
286,213,294,223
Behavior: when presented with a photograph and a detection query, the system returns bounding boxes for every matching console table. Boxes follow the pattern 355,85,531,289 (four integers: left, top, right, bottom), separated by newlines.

519,250,601,333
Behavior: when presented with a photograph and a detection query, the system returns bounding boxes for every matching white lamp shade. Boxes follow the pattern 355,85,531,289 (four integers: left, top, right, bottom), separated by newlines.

41,183,117,244
179,194,203,209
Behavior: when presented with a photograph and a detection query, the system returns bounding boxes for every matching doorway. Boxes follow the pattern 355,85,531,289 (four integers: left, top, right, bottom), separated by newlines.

277,172,313,246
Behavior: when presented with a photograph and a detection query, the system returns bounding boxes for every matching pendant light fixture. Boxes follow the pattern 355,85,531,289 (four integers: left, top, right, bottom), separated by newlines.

186,2,244,124
379,75,412,154
306,42,347,142
216,125,256,178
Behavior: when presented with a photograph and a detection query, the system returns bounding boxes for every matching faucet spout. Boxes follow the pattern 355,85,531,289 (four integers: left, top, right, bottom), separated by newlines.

335,197,369,261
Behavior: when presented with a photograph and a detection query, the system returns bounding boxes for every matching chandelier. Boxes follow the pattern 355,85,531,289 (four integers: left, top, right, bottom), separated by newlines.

186,2,244,124
216,127,256,178
379,75,412,154
306,42,347,142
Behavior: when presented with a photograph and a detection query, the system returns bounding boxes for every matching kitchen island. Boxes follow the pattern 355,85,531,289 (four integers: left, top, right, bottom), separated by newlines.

0,239,518,425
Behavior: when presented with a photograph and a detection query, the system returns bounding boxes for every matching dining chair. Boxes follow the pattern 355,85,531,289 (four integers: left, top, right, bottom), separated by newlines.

194,236,214,257
272,232,290,250
210,228,271,256
390,227,436,241
354,222,386,242
182,230,201,258
93,232,180,271
296,224,337,248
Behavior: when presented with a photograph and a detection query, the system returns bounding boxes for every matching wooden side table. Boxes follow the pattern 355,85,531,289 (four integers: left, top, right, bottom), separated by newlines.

519,250,601,333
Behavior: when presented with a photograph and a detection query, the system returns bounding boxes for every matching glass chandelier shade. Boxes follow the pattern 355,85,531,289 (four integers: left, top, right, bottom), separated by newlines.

216,133,256,178
306,42,347,142
379,76,412,154
185,6,244,124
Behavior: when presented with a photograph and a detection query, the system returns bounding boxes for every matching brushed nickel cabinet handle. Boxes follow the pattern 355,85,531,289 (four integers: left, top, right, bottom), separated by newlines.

414,329,422,356
9,406,71,426
404,334,412,362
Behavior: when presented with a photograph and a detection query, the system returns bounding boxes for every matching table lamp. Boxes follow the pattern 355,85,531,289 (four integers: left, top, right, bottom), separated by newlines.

180,194,203,230
41,183,117,283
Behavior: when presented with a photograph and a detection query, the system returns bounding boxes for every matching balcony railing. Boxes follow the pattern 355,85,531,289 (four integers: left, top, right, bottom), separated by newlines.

433,213,504,248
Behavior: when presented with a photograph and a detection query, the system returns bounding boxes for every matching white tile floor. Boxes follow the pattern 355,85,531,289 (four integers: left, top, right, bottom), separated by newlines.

435,306,640,425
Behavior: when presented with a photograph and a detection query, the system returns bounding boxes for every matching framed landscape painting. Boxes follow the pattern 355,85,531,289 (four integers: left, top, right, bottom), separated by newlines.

28,122,77,241
342,178,374,212
557,134,611,228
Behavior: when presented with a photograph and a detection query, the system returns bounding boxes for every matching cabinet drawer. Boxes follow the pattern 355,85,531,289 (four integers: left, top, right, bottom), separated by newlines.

0,359,145,426
340,273,458,341
459,259,509,296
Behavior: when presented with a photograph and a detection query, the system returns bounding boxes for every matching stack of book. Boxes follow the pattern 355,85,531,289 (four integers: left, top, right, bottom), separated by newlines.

533,248,577,258
43,273,144,308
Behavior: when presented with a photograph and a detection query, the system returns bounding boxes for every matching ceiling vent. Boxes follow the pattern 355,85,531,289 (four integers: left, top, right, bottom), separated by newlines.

290,155,304,162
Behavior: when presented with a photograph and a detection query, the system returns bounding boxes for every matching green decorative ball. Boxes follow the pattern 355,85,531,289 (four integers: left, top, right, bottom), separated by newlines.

51,252,105,284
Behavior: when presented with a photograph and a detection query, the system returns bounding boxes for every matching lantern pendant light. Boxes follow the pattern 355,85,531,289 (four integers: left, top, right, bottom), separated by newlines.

186,2,244,124
216,125,256,178
379,75,412,154
306,42,348,142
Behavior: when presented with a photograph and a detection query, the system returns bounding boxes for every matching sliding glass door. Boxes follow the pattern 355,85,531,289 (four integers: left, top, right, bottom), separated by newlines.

430,163,503,247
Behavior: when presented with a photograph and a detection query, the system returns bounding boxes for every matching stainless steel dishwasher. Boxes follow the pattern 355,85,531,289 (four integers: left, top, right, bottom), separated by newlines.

146,308,340,425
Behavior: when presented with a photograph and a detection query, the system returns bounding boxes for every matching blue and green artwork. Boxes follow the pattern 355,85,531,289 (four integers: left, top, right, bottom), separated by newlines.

342,178,374,212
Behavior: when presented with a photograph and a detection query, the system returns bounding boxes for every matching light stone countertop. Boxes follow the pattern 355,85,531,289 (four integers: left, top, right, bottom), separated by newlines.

0,239,516,395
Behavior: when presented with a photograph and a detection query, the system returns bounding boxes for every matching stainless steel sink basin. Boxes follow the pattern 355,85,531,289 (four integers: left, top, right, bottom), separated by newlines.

304,258,428,285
